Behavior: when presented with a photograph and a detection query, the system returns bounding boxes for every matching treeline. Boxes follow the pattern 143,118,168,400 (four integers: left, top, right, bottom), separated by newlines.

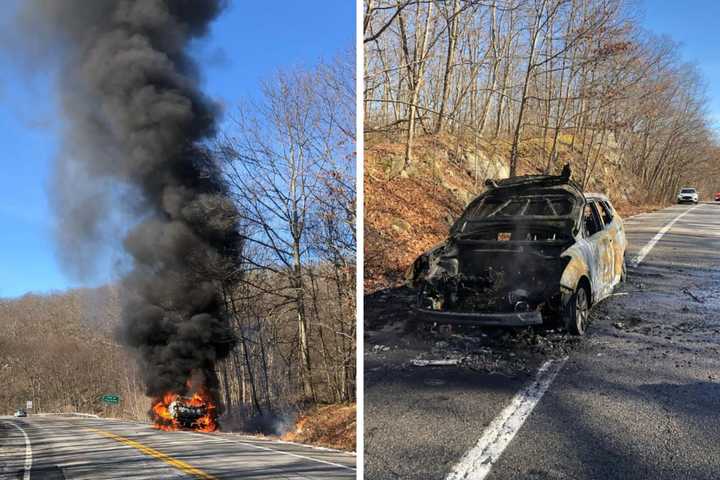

364,0,719,200
0,51,356,431
215,49,356,420
0,287,144,418
0,267,354,428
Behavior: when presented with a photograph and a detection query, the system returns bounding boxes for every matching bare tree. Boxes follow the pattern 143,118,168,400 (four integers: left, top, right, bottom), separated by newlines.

217,52,356,408
364,0,718,201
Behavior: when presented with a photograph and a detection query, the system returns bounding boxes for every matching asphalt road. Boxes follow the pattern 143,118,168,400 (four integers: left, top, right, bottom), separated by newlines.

365,203,720,479
0,414,355,479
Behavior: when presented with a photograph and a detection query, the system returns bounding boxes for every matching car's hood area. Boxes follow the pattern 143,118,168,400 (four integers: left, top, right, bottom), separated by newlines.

407,167,595,315
411,221,575,313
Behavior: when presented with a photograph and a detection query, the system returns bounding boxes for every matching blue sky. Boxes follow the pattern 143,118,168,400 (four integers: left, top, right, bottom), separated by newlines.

639,0,720,128
0,1,355,298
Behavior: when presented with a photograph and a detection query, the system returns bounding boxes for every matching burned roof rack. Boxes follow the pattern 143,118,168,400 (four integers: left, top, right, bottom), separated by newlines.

484,164,583,195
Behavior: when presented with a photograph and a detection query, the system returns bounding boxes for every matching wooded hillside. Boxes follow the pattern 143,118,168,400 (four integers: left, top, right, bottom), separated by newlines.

364,0,720,290
364,0,720,199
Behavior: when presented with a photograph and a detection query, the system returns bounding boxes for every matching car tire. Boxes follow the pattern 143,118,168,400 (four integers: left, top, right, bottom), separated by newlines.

563,285,589,335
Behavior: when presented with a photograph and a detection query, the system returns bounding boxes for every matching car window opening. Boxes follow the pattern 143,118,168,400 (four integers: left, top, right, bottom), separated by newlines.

584,203,603,236
467,195,573,220
598,201,613,226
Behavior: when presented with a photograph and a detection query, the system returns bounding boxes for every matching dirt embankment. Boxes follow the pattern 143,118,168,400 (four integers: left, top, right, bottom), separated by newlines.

364,132,665,292
282,403,356,452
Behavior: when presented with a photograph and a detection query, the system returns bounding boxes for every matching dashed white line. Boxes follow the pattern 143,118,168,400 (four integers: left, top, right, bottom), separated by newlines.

445,358,568,480
630,204,701,267
3,421,32,480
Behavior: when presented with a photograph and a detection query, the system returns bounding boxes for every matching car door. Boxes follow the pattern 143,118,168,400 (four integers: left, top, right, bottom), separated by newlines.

598,200,624,284
583,201,613,299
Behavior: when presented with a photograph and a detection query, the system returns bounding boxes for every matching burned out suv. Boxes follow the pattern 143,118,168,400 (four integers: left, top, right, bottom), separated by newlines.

168,398,208,429
407,167,626,335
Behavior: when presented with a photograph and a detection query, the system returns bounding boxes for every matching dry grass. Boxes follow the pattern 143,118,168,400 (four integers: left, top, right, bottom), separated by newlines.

364,135,474,292
281,403,356,452
614,202,667,219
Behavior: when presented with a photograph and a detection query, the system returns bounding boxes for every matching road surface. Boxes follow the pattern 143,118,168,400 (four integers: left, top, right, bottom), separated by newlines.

365,203,720,479
0,414,355,479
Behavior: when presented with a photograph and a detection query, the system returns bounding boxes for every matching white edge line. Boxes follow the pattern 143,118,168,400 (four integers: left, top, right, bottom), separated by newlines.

224,437,355,455
78,418,356,472
78,423,355,473
630,204,701,267
187,431,356,472
35,414,354,454
35,412,99,418
445,357,568,480
3,421,32,480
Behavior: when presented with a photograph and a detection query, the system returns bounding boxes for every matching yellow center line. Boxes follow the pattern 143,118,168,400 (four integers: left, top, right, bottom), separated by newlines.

84,427,217,480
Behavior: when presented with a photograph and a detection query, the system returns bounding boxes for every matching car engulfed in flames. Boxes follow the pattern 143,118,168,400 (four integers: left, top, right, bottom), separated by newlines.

152,386,218,432
407,166,627,335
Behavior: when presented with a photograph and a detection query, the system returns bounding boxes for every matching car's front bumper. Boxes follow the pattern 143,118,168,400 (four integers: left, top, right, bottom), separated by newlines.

413,307,543,326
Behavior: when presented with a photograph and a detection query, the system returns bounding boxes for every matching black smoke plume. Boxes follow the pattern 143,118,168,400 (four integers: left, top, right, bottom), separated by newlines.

17,1,239,404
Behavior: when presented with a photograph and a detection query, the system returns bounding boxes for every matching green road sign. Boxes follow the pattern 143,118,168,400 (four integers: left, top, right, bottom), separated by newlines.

101,395,120,405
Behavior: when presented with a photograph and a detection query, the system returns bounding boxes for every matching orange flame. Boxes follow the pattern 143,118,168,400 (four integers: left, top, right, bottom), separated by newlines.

150,383,218,432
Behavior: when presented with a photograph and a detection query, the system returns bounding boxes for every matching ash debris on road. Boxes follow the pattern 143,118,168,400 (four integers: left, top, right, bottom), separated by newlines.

366,245,720,384
576,262,720,371
365,287,582,381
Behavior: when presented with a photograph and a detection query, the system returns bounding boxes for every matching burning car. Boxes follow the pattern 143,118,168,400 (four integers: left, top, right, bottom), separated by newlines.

168,398,208,429
152,387,218,432
407,166,626,335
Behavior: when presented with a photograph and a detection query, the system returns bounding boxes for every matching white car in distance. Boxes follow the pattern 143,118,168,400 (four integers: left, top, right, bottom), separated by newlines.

677,187,699,204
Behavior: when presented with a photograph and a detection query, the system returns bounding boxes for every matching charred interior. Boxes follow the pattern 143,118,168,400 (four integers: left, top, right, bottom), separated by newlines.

417,243,572,315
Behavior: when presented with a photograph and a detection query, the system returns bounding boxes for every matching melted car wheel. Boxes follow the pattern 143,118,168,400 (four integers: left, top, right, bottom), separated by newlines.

563,286,589,335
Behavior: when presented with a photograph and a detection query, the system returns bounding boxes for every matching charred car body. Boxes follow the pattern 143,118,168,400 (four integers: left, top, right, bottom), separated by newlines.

407,167,626,335
168,398,208,429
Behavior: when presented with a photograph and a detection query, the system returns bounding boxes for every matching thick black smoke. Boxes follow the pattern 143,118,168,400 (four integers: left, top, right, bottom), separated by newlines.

18,1,239,400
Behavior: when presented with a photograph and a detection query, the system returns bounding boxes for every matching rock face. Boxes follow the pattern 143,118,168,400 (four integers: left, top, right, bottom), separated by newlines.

364,135,497,291
461,150,510,182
